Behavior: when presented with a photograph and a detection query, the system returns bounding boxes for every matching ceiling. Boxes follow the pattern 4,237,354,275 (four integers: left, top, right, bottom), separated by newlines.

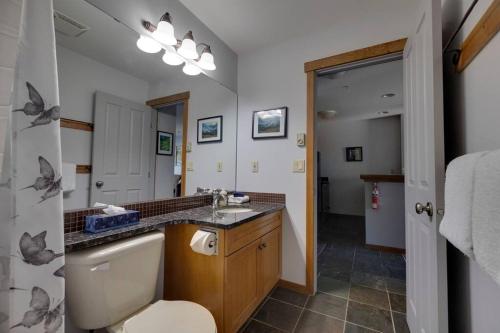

316,59,403,121
179,0,417,54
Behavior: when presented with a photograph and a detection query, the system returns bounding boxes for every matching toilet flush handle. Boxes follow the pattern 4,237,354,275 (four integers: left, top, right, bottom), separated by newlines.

90,262,110,272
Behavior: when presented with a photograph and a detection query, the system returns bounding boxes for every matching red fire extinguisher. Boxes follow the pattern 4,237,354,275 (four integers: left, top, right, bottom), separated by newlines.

371,183,380,210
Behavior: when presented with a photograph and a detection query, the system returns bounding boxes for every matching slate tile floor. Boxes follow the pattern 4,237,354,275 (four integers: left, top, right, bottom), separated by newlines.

241,214,410,333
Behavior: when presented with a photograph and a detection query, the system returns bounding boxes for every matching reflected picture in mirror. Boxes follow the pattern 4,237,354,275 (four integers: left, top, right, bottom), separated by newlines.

55,0,238,209
197,116,222,143
157,131,173,156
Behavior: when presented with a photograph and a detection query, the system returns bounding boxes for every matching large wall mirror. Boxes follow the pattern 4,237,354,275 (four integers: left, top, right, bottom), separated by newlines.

55,0,238,210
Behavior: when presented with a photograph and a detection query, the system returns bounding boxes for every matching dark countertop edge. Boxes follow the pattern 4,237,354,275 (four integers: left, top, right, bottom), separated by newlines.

64,204,285,253
360,174,404,183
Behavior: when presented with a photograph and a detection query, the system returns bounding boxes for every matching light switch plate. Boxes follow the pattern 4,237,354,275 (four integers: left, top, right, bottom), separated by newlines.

187,161,194,171
251,161,259,173
217,161,223,172
186,142,192,152
293,160,305,173
297,133,306,146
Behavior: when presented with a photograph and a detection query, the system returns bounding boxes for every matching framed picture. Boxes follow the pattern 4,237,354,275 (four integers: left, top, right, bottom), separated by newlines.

346,147,363,162
157,131,173,155
197,116,223,143
252,107,288,139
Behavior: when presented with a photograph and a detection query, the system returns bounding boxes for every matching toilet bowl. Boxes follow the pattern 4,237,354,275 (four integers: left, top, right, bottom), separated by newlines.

107,300,216,333
65,231,216,332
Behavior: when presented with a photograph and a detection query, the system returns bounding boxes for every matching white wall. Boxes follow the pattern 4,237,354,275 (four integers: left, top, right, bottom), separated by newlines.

237,9,415,285
149,72,237,195
57,45,150,209
442,0,500,331
317,116,402,216
155,111,177,199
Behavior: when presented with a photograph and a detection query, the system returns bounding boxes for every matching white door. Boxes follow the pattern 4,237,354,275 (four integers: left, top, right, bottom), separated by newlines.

403,0,447,332
91,92,152,205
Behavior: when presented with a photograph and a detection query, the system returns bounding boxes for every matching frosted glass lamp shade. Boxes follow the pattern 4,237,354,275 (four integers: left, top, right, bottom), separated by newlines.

162,50,184,66
182,62,202,76
136,35,162,53
152,21,177,45
197,46,216,71
178,31,198,59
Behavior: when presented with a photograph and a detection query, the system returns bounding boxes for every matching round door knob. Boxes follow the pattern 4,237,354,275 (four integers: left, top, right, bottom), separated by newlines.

415,202,433,217
96,181,104,188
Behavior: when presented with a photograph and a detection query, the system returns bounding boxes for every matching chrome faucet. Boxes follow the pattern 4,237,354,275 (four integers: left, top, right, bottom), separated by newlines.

212,189,228,210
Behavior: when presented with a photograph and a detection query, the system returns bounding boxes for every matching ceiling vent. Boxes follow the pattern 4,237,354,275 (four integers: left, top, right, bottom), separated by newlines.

54,10,89,37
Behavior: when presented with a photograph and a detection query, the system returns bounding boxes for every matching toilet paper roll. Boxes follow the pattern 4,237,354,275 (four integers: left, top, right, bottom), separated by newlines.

190,230,217,256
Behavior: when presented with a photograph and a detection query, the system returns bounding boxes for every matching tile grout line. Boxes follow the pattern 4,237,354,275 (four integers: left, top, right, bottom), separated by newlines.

290,295,308,333
345,321,384,333
343,244,356,333
388,288,397,333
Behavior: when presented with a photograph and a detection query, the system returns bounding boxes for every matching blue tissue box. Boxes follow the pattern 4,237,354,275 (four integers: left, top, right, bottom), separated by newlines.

84,210,140,233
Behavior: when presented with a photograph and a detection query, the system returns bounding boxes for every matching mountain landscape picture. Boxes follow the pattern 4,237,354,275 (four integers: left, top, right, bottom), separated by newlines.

257,113,281,133
202,121,218,138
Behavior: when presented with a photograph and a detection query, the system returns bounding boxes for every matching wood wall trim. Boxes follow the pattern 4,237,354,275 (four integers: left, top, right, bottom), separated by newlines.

304,38,407,73
146,91,190,108
76,165,92,174
360,174,404,183
365,244,405,255
457,0,500,72
278,279,310,295
60,118,93,132
305,71,315,295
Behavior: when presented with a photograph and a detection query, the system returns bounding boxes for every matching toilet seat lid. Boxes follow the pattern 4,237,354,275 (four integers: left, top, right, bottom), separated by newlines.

123,300,217,333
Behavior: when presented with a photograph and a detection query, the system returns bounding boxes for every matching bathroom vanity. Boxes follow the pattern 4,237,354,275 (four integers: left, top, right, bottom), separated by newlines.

164,210,282,333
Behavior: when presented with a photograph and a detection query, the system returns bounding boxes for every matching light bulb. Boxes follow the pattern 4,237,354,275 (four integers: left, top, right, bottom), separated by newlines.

177,31,198,59
152,13,177,46
197,46,216,71
162,50,183,66
182,62,202,76
136,35,162,53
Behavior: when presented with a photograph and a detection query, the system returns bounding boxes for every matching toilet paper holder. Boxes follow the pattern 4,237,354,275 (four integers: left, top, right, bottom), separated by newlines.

198,227,219,255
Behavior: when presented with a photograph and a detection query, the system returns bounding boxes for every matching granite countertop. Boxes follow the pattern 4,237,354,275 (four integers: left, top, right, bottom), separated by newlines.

64,202,285,252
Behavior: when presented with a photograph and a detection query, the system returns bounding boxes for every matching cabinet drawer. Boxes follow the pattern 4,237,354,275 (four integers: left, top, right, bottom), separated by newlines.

225,211,282,256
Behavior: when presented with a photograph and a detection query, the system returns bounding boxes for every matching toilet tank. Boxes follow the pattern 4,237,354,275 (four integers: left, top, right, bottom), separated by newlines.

65,231,164,330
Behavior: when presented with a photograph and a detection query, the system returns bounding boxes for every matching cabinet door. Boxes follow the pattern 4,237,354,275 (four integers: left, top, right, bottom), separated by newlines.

258,227,282,297
224,239,260,333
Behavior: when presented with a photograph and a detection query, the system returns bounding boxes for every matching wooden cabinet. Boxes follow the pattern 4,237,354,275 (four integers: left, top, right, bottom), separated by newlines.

164,211,282,333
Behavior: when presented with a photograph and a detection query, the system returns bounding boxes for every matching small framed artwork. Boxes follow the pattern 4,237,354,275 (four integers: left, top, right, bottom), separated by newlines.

197,116,223,143
346,147,363,162
157,131,174,155
252,107,288,139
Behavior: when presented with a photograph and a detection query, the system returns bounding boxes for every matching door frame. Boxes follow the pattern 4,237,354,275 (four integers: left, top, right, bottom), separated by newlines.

303,38,407,294
146,91,190,196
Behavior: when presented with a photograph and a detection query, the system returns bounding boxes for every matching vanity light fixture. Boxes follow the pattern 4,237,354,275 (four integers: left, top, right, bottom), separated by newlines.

137,12,216,76
178,31,198,59
151,13,177,46
136,35,162,53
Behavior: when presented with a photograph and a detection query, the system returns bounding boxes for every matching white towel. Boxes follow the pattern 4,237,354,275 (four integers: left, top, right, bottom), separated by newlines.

439,151,487,257
228,195,250,204
472,150,500,285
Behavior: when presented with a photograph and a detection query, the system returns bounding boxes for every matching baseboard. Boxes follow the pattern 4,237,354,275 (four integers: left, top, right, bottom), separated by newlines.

277,279,311,295
365,244,405,255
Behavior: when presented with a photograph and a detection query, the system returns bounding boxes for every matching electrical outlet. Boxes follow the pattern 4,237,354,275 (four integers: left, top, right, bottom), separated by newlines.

186,142,192,152
297,133,306,146
217,161,223,172
293,160,305,173
187,161,194,171
251,161,259,173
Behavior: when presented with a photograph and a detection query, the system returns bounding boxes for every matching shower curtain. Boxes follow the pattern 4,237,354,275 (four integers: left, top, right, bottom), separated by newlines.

2,0,65,332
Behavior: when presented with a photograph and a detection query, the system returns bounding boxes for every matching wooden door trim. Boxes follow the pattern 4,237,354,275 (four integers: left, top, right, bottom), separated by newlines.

304,39,407,295
60,118,94,131
147,92,190,196
146,91,190,108
304,38,407,73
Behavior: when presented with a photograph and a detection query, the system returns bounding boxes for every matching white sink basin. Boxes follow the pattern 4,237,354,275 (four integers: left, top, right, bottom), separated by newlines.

218,207,253,214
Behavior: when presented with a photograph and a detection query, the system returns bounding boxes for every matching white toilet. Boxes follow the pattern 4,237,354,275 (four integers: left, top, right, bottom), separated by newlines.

65,231,217,333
